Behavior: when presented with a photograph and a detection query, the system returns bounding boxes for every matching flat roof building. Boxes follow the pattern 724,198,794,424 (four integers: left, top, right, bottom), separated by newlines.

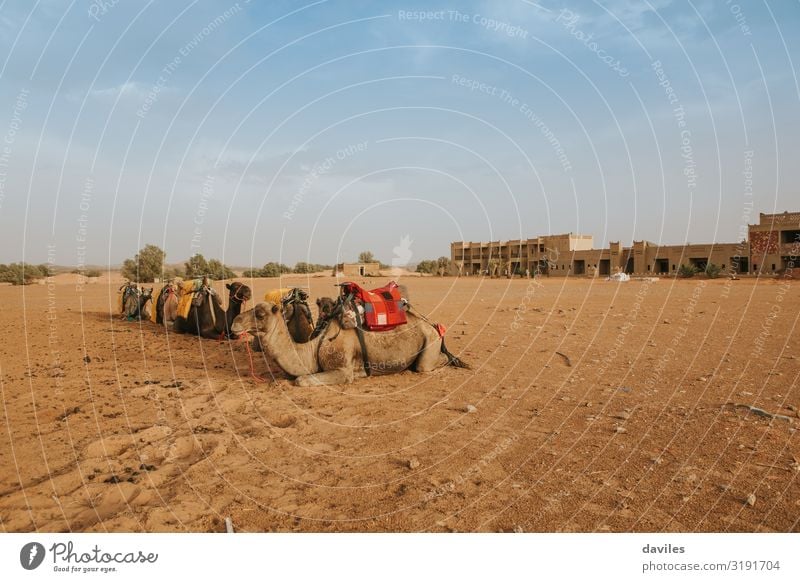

451,211,799,277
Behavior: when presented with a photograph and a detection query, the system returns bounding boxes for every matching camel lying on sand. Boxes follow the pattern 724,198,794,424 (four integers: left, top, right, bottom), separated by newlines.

173,281,252,339
231,302,467,386
120,284,153,321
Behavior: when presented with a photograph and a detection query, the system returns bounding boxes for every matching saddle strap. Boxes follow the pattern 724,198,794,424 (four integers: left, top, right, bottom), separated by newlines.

207,290,217,328
353,307,371,377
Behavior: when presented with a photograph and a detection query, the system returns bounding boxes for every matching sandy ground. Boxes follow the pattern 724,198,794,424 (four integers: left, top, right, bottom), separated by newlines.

0,273,798,533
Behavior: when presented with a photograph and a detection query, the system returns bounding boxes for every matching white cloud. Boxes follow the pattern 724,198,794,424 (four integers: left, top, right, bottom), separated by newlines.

86,81,151,100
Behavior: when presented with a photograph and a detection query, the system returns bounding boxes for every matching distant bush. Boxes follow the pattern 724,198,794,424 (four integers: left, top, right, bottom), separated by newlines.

184,254,237,280
73,268,102,278
416,260,437,274
677,264,698,278
704,263,722,279
243,262,293,278
0,263,50,285
293,262,332,274
416,257,452,276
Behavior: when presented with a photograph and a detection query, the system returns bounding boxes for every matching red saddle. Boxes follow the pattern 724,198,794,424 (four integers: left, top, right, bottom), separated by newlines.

339,281,407,331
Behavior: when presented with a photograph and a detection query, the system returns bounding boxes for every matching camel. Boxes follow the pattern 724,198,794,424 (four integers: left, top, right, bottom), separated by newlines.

282,289,314,343
173,281,252,339
120,284,153,321
231,301,467,386
251,288,315,351
310,296,336,339
153,281,180,325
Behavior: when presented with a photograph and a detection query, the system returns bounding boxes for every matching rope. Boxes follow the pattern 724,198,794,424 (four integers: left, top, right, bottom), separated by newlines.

231,331,268,383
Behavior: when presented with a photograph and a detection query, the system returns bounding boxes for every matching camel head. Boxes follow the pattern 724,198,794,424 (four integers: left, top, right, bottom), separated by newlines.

316,297,336,319
226,281,252,305
231,302,281,336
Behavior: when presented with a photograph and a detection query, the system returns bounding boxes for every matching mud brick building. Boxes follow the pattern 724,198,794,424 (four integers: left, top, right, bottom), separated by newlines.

451,211,799,277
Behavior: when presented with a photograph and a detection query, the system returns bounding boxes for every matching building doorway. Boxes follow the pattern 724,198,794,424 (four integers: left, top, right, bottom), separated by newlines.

537,258,549,276
731,257,748,274
781,256,798,274
689,257,708,272
573,260,585,275
655,258,669,274
598,259,611,276
624,256,635,274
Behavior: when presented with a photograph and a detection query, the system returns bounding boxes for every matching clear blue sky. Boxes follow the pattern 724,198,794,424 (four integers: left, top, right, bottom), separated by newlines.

0,0,798,268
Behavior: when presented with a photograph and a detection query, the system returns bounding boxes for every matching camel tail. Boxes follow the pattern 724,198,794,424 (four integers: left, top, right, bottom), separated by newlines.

441,338,469,369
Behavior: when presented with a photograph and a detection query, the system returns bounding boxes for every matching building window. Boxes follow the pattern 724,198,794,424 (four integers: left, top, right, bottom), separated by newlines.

647,265,651,271
772,264,776,271
672,264,676,271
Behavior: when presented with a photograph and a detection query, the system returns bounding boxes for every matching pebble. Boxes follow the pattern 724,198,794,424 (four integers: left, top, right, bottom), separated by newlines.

408,458,420,470
745,493,756,507
615,426,627,434
464,404,477,413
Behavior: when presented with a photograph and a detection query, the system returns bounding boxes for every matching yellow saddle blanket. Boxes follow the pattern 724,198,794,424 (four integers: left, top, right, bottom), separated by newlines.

177,292,196,319
264,288,294,304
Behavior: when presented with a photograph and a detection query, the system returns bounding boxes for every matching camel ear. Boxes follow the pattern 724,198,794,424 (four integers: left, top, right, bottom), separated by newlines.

316,298,321,306
271,304,280,314
226,283,231,290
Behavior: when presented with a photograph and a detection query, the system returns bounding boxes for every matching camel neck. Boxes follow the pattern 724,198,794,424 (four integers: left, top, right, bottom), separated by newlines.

266,318,322,377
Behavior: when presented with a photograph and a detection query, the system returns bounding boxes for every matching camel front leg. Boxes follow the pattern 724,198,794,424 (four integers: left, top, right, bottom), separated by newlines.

295,367,363,386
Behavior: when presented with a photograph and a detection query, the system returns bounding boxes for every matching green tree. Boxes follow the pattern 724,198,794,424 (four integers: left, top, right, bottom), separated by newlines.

677,263,698,278
121,244,166,282
436,256,451,276
293,261,312,274
184,253,210,277
207,259,236,279
358,251,375,263
415,260,437,274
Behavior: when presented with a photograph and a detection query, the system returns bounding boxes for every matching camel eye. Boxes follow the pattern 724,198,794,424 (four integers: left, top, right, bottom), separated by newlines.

255,306,266,319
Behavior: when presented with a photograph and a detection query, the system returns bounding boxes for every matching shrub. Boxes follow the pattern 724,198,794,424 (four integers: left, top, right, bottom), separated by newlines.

207,259,236,280
261,262,292,278
705,263,722,279
121,245,166,282
677,264,698,278
0,263,50,285
415,260,437,274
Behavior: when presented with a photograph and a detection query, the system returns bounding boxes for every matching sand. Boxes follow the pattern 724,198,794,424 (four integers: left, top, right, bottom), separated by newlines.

0,274,798,532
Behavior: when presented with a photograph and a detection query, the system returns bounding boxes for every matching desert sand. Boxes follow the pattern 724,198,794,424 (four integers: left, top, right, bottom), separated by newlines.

0,274,797,532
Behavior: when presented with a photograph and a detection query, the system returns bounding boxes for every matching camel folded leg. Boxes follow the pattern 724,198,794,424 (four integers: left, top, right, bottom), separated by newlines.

294,367,366,387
